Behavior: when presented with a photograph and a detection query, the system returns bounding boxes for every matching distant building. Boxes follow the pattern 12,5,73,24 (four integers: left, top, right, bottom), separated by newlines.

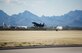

17,26,28,29
56,26,63,31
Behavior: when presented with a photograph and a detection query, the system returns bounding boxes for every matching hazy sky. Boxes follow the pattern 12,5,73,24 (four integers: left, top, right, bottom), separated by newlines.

0,0,82,16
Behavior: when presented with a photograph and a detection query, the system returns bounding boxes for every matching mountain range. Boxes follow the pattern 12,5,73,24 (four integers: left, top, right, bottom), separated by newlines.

0,10,82,27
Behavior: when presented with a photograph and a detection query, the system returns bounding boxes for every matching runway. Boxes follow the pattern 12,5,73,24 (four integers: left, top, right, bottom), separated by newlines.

0,47,82,53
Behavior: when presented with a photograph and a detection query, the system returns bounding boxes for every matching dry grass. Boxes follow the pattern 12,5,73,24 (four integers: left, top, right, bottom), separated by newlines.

0,30,82,47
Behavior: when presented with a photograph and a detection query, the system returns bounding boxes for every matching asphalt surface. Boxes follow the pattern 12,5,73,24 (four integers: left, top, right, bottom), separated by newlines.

0,47,82,53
